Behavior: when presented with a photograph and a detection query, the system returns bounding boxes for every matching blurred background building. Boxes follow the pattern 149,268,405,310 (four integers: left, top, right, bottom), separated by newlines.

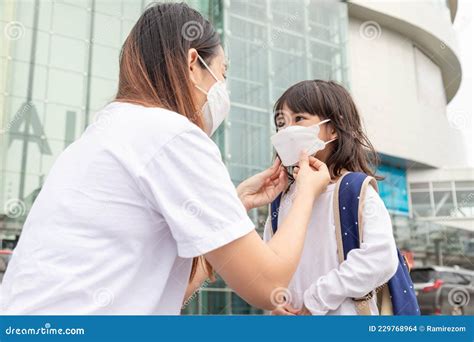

0,0,472,314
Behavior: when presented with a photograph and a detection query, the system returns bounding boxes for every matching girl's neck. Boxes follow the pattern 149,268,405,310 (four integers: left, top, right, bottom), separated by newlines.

330,168,349,184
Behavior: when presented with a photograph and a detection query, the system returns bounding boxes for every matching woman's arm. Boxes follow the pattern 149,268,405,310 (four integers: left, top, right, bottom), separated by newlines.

205,153,330,310
184,159,287,299
138,129,329,311
302,186,399,315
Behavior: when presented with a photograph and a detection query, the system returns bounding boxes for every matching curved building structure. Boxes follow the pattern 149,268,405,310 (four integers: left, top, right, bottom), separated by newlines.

347,0,464,168
346,0,472,270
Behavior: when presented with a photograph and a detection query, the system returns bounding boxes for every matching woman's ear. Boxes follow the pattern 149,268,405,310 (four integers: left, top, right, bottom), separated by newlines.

188,48,199,84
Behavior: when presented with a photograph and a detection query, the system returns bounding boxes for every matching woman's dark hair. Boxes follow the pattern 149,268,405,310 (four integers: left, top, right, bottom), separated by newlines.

116,2,219,281
274,80,380,180
116,2,221,130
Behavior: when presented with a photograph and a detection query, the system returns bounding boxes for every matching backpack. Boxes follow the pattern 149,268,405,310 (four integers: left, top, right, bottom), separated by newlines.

270,172,420,315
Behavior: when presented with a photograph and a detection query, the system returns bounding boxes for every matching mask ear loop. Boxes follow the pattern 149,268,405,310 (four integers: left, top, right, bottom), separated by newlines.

284,166,295,193
324,137,338,145
318,118,331,126
195,84,208,95
318,119,337,146
194,55,221,95
197,54,220,82
273,154,295,192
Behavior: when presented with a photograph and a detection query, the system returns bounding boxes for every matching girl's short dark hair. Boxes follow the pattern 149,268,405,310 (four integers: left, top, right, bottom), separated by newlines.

274,80,380,180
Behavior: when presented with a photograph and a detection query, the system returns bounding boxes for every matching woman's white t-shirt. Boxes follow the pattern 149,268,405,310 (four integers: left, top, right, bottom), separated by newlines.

1,102,254,314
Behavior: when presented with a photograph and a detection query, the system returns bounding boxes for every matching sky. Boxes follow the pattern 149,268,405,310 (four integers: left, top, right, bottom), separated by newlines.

447,0,473,167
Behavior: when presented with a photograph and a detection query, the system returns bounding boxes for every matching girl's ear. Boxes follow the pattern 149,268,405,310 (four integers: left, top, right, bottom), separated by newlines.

328,123,338,140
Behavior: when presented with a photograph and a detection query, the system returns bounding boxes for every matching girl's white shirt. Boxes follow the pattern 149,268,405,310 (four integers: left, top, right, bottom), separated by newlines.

263,181,398,315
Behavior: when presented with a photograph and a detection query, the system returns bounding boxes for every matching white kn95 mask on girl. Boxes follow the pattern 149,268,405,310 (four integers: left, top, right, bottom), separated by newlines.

271,119,336,167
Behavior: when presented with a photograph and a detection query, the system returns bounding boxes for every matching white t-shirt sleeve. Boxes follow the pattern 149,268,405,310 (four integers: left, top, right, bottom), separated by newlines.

303,185,399,315
137,128,255,258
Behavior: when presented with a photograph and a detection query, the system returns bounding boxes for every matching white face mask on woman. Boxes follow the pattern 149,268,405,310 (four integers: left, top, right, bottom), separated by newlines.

194,55,230,136
271,119,337,166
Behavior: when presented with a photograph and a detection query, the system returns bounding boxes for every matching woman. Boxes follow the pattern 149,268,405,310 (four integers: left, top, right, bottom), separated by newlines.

0,3,330,314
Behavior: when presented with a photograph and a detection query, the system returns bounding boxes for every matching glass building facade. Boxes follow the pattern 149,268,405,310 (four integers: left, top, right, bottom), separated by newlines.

407,178,474,268
2,0,470,315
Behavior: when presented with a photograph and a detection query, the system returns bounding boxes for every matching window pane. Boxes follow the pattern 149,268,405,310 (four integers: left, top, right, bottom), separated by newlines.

200,290,229,315
181,292,199,315
433,190,455,217
231,292,263,315
411,191,433,217
410,182,430,190
455,181,474,189
47,68,84,106
432,181,452,190
454,190,474,217
49,36,87,73
52,2,89,40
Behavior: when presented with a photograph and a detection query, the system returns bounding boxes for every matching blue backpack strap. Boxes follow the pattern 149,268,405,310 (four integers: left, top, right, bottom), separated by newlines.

270,193,283,235
387,251,420,315
334,172,380,315
333,172,370,263
334,172,420,315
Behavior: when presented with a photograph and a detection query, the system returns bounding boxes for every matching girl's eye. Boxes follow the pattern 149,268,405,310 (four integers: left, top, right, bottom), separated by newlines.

295,116,305,123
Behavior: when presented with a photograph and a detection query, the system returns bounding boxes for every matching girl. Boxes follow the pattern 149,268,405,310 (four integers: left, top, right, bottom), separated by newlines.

265,80,399,315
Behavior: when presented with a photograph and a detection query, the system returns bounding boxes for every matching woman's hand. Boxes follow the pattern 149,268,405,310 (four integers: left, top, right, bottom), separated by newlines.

297,304,312,315
270,303,311,315
271,304,300,316
293,152,330,198
236,158,288,211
